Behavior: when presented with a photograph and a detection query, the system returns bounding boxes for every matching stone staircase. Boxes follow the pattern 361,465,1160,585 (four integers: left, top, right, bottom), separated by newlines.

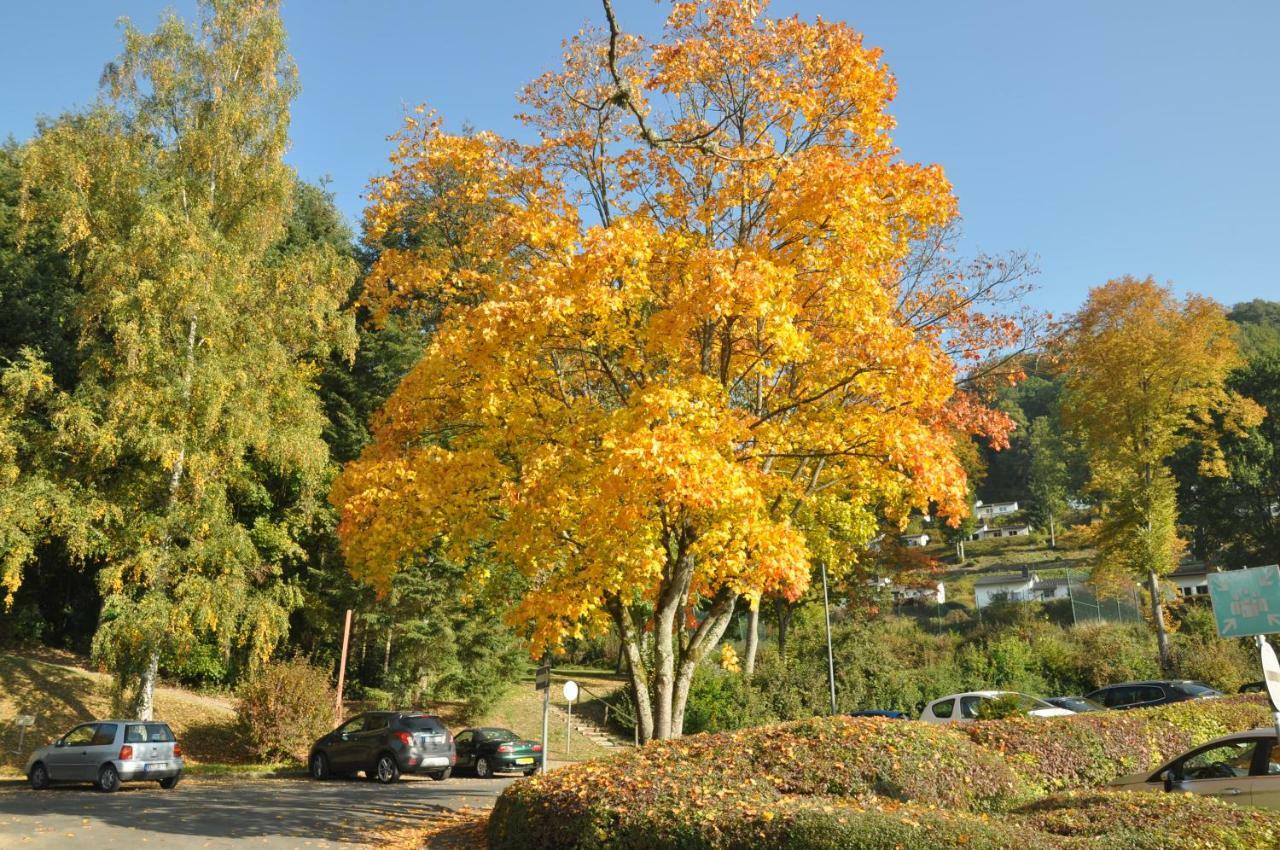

549,702,636,749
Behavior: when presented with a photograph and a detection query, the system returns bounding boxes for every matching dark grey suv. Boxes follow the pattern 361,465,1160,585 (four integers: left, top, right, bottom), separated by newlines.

309,711,455,784
1085,680,1222,710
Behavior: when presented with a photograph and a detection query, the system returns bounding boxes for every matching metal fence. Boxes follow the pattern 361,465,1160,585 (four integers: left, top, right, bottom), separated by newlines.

1064,571,1145,626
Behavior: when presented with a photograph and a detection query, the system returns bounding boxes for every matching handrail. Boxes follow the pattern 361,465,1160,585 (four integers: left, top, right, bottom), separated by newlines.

576,683,639,746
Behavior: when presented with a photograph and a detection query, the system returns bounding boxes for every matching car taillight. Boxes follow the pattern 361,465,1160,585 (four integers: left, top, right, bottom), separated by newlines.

395,731,412,746
119,745,133,760
497,744,513,753
173,743,182,757
532,743,542,752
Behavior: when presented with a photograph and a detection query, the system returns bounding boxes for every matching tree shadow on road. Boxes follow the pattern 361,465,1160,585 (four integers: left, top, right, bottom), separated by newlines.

0,774,513,845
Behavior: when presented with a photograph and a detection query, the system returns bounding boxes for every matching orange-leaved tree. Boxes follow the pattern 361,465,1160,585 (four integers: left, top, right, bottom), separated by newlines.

333,0,1022,740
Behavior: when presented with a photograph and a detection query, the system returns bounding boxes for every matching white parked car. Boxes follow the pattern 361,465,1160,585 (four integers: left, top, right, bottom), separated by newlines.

1108,727,1280,808
919,690,1075,723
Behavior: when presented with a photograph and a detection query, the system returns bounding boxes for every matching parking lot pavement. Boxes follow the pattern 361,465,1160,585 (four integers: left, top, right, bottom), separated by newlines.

0,773,515,849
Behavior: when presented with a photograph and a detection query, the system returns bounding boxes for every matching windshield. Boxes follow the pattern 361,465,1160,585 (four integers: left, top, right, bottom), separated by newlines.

1017,695,1054,710
1057,698,1103,712
1173,682,1221,697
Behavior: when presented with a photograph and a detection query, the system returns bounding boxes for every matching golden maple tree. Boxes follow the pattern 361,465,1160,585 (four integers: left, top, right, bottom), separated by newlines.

333,0,1023,739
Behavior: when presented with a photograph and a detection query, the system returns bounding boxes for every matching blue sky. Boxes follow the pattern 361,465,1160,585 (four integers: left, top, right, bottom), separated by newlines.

3,1,1277,315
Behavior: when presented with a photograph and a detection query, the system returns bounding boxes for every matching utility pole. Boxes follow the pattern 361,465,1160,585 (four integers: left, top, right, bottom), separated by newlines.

536,657,551,774
335,608,353,722
820,562,837,715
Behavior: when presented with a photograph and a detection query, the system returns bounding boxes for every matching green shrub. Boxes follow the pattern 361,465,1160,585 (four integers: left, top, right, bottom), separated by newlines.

975,693,1027,720
488,715,1030,850
1018,791,1280,850
1064,622,1160,690
236,657,335,762
965,694,1271,792
489,728,1280,849
1170,633,1258,693
683,666,756,734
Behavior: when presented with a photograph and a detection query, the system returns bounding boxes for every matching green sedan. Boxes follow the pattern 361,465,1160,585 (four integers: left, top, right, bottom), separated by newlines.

454,727,542,778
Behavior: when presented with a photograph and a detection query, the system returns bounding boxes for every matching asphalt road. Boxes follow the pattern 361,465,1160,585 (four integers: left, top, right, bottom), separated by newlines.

0,773,514,849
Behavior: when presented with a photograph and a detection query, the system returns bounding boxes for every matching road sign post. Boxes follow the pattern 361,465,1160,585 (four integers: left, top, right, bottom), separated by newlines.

1258,636,1280,733
535,663,551,774
563,680,579,758
12,714,34,754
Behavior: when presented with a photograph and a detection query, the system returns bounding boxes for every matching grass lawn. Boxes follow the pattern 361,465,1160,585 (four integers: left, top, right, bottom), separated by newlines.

0,650,250,776
450,668,628,763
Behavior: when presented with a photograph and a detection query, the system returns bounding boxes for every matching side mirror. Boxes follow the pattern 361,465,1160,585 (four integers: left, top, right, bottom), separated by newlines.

53,738,64,748
1162,769,1182,792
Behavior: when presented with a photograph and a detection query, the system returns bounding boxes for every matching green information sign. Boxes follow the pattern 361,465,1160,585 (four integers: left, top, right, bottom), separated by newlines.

1209,565,1280,638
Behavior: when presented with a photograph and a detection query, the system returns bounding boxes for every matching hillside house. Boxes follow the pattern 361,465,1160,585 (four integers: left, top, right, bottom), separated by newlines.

974,569,1069,610
969,524,1033,541
1171,560,1213,599
868,576,946,605
899,533,931,548
974,501,1019,520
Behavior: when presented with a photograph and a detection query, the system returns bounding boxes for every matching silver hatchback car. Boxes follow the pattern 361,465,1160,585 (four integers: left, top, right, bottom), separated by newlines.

26,720,184,792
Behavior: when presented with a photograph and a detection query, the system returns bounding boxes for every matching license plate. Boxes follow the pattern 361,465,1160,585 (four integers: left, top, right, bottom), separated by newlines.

142,762,164,773
515,757,534,765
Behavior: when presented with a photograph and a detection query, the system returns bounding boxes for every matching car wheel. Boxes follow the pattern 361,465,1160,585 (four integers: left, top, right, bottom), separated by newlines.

97,764,121,793
28,762,49,790
159,773,181,790
429,767,451,781
474,756,492,779
310,752,330,780
374,753,400,784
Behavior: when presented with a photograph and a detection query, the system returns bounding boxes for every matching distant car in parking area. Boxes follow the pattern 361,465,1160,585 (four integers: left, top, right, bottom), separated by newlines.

848,710,909,720
26,720,183,792
1108,727,1280,808
1045,696,1105,713
1240,681,1266,695
920,691,1074,723
1085,680,1222,711
309,710,455,784
454,727,542,777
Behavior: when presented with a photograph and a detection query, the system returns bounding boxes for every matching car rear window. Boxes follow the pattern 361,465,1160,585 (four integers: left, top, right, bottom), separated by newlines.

478,729,520,742
400,715,443,731
1173,682,1220,697
125,723,175,743
930,699,954,718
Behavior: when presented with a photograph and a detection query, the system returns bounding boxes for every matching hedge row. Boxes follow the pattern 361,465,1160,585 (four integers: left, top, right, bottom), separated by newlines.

489,696,1277,850
491,788,1280,850
965,694,1273,792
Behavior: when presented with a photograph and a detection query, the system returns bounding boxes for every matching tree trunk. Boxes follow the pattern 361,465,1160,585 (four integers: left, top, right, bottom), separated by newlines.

1147,569,1171,673
774,597,793,660
1048,514,1056,548
382,630,393,680
671,591,736,736
743,601,759,677
607,596,654,743
136,649,160,721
